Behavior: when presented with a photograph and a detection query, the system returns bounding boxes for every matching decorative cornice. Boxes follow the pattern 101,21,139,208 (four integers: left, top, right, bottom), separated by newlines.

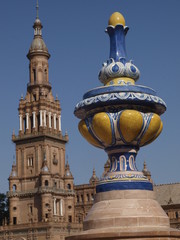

7,187,75,198
12,132,68,144
75,92,166,119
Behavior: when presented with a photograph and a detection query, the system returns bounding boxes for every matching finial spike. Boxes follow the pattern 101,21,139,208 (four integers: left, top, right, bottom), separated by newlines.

36,0,39,19
143,161,147,171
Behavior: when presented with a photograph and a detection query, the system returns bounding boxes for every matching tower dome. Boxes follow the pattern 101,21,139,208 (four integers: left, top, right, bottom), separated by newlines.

29,35,48,52
27,3,50,59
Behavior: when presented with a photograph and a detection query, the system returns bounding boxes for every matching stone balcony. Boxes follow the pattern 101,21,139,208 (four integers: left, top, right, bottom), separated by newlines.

12,130,69,143
7,186,75,198
27,81,51,89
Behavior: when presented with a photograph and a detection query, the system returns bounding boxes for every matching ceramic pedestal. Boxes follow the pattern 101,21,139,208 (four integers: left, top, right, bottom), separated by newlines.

66,12,180,240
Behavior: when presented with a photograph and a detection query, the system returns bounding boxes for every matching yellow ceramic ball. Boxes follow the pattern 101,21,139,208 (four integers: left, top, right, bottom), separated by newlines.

108,12,126,27
78,120,101,148
92,112,112,145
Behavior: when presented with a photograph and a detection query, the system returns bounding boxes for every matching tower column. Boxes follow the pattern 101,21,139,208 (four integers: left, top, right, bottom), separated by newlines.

58,115,61,131
26,113,29,130
19,114,23,131
53,114,57,130
48,112,52,128
39,110,43,127
32,111,36,128
53,198,57,215
60,199,63,216
44,110,46,127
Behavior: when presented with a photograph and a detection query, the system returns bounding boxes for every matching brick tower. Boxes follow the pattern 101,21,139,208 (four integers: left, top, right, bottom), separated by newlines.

6,3,81,239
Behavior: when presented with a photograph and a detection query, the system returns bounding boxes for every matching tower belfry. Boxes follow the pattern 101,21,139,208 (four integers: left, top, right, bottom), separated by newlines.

7,3,75,230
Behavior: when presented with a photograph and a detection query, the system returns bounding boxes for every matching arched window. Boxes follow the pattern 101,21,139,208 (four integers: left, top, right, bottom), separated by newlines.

33,69,36,82
176,212,179,219
33,94,36,101
44,68,47,82
68,215,72,223
27,156,33,167
67,183,71,190
77,195,79,203
13,217,17,225
29,206,33,214
45,203,50,208
45,180,49,186
77,214,82,223
12,184,17,191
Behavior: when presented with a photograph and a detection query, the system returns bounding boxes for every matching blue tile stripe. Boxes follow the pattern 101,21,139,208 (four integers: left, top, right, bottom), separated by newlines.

96,181,153,193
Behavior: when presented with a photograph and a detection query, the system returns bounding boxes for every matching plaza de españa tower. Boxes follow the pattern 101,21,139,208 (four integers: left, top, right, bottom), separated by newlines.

7,8,75,226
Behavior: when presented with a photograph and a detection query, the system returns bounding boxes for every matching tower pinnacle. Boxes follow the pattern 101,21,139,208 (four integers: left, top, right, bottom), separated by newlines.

27,7,50,60
36,0,39,19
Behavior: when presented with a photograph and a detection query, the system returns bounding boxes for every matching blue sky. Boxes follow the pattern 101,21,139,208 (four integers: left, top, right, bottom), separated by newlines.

0,0,180,193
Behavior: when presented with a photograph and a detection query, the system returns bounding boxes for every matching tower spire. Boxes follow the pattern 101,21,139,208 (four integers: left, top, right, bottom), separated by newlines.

36,0,39,19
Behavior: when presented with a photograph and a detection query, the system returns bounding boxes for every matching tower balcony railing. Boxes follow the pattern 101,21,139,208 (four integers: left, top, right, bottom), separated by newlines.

12,130,68,142
7,186,75,197
38,186,75,195
27,81,51,88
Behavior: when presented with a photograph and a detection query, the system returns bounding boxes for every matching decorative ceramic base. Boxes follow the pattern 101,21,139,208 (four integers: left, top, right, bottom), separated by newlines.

97,148,153,193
